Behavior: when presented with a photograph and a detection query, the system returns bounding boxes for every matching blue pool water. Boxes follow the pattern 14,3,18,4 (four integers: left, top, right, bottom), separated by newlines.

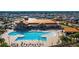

8,31,48,41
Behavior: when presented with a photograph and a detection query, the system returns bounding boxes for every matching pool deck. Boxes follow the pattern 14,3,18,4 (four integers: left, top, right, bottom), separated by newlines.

1,29,63,47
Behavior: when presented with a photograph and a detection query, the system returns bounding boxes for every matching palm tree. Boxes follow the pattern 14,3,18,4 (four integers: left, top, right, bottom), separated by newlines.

74,32,79,41
0,38,5,44
74,33,79,38
69,34,76,43
60,36,71,45
0,38,9,47
0,42,9,47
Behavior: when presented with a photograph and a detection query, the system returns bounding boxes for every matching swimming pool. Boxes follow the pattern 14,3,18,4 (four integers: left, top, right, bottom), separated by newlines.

8,31,48,41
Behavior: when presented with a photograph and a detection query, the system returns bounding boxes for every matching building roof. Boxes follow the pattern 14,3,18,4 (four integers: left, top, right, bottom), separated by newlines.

23,19,57,24
64,27,79,32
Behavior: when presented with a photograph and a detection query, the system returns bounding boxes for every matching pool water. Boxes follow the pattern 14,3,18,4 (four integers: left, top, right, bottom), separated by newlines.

8,31,48,41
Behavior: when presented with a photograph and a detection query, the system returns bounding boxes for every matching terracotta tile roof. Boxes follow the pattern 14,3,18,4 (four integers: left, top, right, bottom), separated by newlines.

64,27,79,32
23,19,57,24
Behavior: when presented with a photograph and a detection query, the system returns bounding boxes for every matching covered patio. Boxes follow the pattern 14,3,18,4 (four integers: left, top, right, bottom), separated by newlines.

23,19,61,30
